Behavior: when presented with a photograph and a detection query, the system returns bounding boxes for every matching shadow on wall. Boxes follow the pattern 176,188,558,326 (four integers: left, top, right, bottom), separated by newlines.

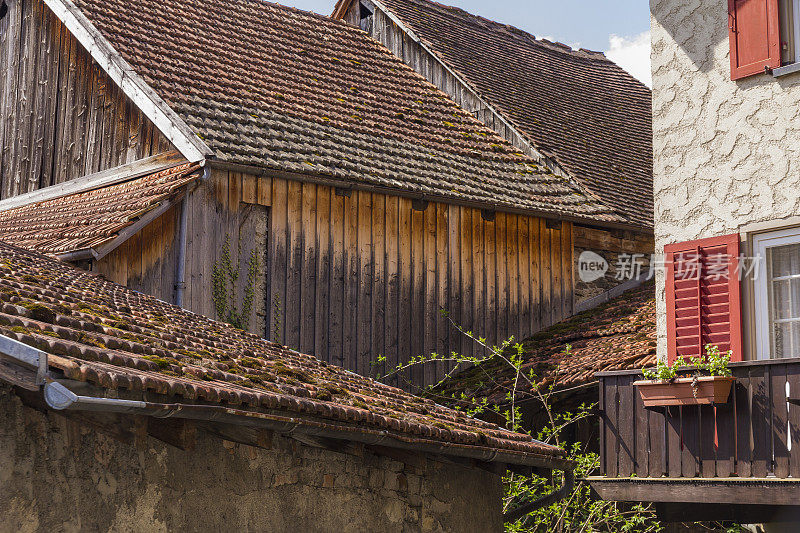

651,0,723,74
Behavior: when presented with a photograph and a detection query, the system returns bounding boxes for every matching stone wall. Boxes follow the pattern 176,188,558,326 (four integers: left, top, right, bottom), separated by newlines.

651,0,800,358
0,387,502,532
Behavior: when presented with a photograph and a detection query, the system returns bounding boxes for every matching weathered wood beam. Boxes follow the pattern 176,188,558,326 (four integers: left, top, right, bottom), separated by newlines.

588,477,800,506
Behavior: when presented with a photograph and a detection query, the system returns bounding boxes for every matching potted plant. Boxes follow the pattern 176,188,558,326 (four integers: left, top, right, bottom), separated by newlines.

635,344,735,407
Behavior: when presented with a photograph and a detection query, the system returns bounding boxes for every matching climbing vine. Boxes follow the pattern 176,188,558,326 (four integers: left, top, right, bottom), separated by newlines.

211,235,259,330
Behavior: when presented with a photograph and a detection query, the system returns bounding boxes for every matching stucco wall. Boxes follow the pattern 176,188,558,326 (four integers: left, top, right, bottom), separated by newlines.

651,0,800,358
0,387,502,532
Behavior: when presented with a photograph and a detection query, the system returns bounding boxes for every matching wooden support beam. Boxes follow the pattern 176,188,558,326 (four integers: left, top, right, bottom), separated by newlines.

147,418,197,451
588,477,800,506
199,423,274,450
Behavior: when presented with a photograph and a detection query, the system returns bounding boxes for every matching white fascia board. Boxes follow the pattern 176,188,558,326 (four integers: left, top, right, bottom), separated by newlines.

42,0,214,163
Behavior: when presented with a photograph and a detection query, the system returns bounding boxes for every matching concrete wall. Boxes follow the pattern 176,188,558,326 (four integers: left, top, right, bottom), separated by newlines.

651,0,800,358
0,386,502,532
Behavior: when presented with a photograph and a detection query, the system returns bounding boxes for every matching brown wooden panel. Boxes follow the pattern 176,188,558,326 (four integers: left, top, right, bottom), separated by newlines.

563,223,574,317
242,174,257,204
495,212,508,344
314,186,331,360
617,374,635,476
648,400,667,477
284,180,303,350
507,214,519,342
540,220,552,329
269,178,288,343
423,202,436,383
484,214,497,352
751,366,770,477
343,191,359,373
518,217,531,340
788,367,800,478
552,224,563,324
446,204,462,362
666,405,682,478
410,205,425,388
397,198,412,388
384,196,400,382
681,406,700,477
299,182,317,355
598,377,607,475
459,208,474,359
470,208,485,358
435,204,449,374
715,392,736,478
329,191,346,366
529,219,541,333
604,377,619,477
772,364,789,478
699,404,716,477
734,368,753,477
372,193,386,379
634,377,650,477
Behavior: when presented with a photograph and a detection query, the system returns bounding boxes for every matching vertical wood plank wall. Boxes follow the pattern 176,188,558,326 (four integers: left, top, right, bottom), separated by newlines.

180,171,574,389
95,205,182,303
0,0,172,199
88,169,574,388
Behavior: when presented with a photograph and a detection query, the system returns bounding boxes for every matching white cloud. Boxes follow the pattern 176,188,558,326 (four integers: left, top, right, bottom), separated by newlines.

605,31,652,88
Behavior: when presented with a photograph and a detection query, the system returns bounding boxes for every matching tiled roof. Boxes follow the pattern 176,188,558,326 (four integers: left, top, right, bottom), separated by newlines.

0,163,201,256
0,242,565,463
69,0,620,223
355,0,654,229
436,283,656,405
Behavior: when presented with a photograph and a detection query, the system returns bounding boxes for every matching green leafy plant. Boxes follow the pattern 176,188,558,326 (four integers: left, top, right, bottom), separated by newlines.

641,358,680,381
374,317,745,531
375,315,662,532
641,344,731,381
211,235,260,330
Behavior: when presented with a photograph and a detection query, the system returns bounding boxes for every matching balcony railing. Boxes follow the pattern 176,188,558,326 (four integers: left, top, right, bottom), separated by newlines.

597,358,800,480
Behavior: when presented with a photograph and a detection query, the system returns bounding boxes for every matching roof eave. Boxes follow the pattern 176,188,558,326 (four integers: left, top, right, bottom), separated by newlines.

43,0,214,163
0,336,571,471
206,159,639,232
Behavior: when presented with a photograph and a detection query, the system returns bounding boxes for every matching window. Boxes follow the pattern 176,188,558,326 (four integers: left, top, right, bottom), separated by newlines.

359,2,373,33
664,234,743,364
753,227,800,359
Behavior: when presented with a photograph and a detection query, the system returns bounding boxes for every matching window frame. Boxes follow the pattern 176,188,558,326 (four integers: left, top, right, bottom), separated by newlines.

753,226,800,360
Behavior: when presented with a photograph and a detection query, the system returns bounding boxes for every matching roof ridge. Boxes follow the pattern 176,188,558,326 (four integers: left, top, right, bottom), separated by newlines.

393,0,613,63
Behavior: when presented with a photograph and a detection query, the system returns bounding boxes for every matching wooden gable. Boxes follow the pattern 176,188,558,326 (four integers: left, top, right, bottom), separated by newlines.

0,0,175,200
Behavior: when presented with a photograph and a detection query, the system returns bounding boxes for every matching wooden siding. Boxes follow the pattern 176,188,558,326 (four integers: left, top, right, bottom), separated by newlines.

598,360,800,482
91,169,574,387
0,0,172,199
95,204,182,302
235,172,571,387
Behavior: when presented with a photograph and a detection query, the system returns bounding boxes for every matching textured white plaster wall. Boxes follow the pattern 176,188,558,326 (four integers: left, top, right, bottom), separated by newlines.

651,0,800,358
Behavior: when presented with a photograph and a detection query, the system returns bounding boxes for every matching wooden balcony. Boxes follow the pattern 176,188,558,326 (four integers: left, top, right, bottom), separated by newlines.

588,359,800,522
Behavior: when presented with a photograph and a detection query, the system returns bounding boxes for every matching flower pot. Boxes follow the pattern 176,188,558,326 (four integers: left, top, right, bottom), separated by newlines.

633,376,735,407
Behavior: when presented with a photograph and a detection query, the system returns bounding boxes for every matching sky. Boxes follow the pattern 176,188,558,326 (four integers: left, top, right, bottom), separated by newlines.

283,0,653,87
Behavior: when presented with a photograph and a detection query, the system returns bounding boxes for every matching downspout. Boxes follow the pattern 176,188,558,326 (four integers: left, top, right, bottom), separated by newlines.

503,469,575,523
174,195,188,308
174,167,207,307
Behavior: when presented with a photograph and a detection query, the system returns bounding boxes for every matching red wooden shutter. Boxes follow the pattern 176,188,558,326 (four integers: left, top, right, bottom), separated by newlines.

665,234,743,364
728,0,781,80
